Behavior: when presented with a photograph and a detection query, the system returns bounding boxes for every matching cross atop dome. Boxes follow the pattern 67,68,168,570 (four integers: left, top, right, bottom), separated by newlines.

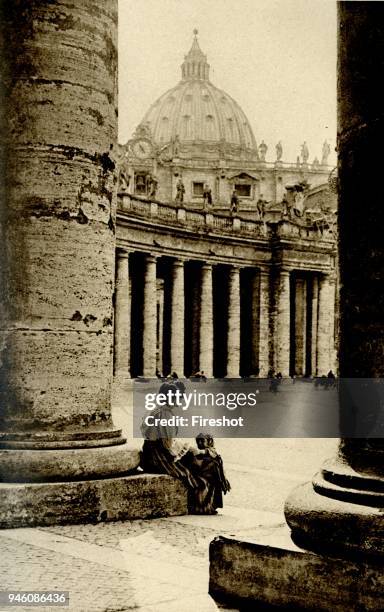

181,30,210,81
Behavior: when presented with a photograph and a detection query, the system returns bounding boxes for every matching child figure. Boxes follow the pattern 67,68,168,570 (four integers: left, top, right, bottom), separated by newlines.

194,433,231,497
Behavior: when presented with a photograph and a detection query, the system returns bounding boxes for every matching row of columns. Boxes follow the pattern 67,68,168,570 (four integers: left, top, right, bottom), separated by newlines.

114,251,261,378
114,249,336,379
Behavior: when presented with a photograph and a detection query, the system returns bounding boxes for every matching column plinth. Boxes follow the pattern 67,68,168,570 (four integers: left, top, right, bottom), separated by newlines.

227,267,241,378
170,260,185,376
199,264,213,378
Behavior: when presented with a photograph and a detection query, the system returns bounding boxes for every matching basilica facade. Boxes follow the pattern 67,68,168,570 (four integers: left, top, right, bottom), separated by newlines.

114,33,337,380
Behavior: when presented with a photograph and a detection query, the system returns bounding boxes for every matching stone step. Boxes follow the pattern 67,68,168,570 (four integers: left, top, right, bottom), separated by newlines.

0,473,188,529
209,525,384,611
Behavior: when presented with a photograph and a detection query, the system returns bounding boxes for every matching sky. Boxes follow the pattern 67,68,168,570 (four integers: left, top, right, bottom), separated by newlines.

118,0,337,165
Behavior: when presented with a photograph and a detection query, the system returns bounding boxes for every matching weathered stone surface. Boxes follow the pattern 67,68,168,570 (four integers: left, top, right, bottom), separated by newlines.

0,444,140,482
209,527,384,611
0,473,188,528
0,0,119,441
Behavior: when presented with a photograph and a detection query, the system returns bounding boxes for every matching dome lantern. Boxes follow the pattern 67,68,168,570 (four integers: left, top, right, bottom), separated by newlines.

181,29,210,81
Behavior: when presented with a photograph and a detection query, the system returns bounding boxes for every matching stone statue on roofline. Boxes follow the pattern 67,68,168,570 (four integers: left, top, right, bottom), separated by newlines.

146,174,158,198
118,166,131,192
259,140,268,161
276,141,283,161
321,140,331,165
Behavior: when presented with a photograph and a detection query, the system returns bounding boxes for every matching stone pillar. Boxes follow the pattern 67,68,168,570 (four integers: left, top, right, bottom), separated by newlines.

170,259,185,376
285,1,384,558
114,250,131,379
310,275,319,376
316,274,333,375
210,5,384,607
0,0,140,527
258,269,271,377
156,278,164,376
227,267,241,378
142,254,157,377
250,272,260,375
199,264,213,378
293,277,307,376
274,269,290,376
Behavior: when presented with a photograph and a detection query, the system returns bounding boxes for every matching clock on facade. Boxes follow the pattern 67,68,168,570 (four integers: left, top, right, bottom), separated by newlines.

131,138,153,159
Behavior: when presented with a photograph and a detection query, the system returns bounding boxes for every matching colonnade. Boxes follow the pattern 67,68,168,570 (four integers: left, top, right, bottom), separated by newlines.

114,249,336,379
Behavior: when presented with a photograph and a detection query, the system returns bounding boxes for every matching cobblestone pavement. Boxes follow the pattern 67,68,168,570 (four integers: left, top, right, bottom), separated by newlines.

1,383,338,611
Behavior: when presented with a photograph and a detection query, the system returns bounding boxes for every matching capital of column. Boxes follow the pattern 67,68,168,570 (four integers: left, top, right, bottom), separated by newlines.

116,248,130,260
144,253,157,263
172,258,185,268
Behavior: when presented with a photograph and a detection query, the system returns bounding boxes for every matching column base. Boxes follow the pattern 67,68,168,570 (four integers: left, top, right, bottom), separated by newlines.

285,479,384,557
209,524,384,611
0,472,188,528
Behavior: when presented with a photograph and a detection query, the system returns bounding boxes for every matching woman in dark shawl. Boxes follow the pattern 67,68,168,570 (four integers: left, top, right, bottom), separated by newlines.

140,382,230,515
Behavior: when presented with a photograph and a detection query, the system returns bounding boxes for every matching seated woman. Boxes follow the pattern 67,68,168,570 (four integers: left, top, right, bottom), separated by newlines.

140,382,230,515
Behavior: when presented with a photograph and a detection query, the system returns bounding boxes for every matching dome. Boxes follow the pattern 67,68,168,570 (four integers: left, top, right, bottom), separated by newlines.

140,32,258,157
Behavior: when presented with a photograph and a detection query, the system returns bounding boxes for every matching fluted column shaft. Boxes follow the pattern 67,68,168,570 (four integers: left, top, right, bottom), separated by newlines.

143,255,157,377
275,269,290,377
227,267,241,378
114,250,131,378
199,264,213,378
170,260,185,376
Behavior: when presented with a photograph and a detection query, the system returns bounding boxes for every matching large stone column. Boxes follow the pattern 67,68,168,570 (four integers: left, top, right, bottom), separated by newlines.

310,275,319,376
258,269,271,377
293,277,307,376
156,279,164,375
285,1,384,557
316,274,333,375
199,264,213,378
114,249,131,379
227,266,241,378
210,4,384,607
0,0,140,527
250,271,260,375
170,259,185,376
274,269,290,376
142,254,157,377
